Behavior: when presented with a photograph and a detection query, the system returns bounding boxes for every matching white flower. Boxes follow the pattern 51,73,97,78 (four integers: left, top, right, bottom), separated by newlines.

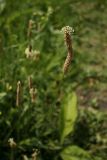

25,47,32,58
61,26,74,35
25,48,40,60
8,138,16,148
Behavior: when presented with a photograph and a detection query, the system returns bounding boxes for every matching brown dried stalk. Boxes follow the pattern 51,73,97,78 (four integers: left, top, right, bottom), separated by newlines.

22,155,29,160
16,81,21,107
28,76,33,89
28,76,38,103
27,20,34,53
27,20,34,38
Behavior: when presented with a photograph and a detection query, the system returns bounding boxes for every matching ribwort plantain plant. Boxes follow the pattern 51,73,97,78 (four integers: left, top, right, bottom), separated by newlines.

16,23,78,160
5,20,98,160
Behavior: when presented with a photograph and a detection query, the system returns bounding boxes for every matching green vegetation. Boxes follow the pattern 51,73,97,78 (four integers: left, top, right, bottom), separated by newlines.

0,0,107,159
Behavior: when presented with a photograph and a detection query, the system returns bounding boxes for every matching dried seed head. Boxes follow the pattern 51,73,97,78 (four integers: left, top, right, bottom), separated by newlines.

29,88,38,103
28,76,33,89
8,138,16,148
16,81,21,107
31,150,38,160
29,20,34,28
23,155,29,160
27,19,35,38
31,149,39,160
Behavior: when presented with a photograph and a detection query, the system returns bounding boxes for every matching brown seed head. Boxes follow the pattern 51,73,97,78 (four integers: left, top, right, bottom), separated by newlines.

28,76,33,89
16,81,21,107
29,88,37,103
27,20,34,38
61,26,74,74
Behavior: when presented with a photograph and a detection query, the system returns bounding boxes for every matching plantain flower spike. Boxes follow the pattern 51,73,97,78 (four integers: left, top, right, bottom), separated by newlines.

61,26,74,74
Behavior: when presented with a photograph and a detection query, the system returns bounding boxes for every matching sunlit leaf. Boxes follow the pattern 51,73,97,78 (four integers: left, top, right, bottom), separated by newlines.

60,92,78,144
60,145,92,160
0,92,7,100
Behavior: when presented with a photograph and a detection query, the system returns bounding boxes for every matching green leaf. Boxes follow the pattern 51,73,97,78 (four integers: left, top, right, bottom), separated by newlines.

0,92,7,100
60,145,92,160
0,0,6,14
60,92,78,144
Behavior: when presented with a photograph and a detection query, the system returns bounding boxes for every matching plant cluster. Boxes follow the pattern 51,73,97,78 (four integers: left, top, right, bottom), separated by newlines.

0,1,107,160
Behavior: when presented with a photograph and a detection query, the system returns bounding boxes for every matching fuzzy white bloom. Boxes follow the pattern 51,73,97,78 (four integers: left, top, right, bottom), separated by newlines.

25,48,40,60
61,26,74,35
29,88,37,95
8,138,16,148
25,47,32,58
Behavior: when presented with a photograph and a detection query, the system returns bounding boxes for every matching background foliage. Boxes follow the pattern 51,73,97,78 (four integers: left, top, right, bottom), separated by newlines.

0,0,107,159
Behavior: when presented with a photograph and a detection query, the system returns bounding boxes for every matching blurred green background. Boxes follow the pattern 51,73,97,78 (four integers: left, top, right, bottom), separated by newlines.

0,0,107,159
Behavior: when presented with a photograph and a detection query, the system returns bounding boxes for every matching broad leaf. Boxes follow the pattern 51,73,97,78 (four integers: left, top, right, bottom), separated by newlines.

60,92,78,144
60,145,92,160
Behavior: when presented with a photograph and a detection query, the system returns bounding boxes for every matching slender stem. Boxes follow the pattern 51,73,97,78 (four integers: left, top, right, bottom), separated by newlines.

10,148,14,160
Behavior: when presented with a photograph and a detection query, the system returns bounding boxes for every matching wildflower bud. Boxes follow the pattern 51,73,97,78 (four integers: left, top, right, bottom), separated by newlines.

8,138,16,148
16,81,21,107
